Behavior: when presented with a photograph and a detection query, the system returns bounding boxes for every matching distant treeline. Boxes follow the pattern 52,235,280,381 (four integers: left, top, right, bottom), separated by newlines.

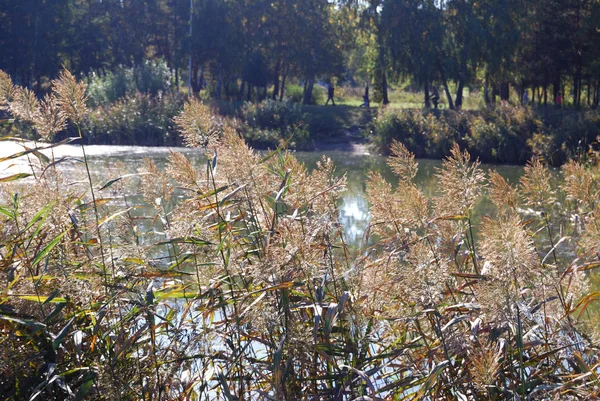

1,0,599,108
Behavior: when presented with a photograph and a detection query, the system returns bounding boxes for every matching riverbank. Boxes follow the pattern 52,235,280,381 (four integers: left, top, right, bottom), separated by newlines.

4,96,598,164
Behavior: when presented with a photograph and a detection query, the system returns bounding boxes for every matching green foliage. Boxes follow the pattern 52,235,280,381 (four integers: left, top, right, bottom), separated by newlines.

76,92,185,146
239,99,311,149
370,105,600,165
85,60,172,107
284,84,325,105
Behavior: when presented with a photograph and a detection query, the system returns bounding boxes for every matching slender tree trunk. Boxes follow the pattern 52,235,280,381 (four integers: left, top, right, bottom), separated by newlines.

279,71,287,101
192,62,199,94
247,83,252,101
499,82,509,101
216,66,223,99
199,64,205,90
239,79,245,101
455,80,465,109
272,58,281,100
303,78,314,105
553,75,560,103
484,76,491,106
381,72,389,105
543,86,547,106
438,62,454,109
424,80,430,109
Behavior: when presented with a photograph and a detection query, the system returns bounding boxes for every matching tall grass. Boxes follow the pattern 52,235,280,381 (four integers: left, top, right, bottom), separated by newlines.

1,69,599,400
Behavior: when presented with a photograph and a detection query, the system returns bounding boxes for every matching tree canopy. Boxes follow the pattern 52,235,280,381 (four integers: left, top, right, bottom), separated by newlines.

1,0,599,106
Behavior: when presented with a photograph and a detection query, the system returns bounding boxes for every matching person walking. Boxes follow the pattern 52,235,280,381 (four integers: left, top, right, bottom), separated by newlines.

326,82,336,106
431,87,440,109
360,84,370,107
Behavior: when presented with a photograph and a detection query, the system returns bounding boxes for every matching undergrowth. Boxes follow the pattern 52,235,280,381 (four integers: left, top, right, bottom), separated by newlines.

370,104,600,165
1,69,600,400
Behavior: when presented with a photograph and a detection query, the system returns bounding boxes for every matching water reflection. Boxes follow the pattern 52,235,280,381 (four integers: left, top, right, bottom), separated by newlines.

2,143,526,248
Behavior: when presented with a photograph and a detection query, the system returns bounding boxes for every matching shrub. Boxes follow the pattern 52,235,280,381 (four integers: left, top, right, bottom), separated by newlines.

86,59,172,107
71,91,185,146
370,105,600,165
241,99,305,131
283,83,325,105
239,99,311,149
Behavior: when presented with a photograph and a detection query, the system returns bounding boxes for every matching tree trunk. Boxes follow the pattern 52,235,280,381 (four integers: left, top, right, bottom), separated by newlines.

441,77,454,110
192,62,199,94
239,79,245,101
499,82,509,101
272,58,281,100
587,77,591,106
216,66,222,99
303,78,314,105
247,83,252,101
381,72,389,105
279,72,286,101
484,76,491,106
455,80,464,109
199,64,205,91
424,80,430,109
553,75,560,103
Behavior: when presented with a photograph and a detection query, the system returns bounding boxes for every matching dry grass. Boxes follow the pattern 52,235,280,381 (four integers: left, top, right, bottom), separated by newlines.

1,69,599,400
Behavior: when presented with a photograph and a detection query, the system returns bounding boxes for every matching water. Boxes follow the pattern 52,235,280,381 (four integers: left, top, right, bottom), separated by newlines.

1,142,526,248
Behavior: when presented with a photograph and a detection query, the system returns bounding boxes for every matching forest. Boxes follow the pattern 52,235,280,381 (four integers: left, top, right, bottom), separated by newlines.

2,0,600,108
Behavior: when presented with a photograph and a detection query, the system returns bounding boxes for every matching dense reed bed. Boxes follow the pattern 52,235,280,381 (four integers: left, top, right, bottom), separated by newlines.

0,69,599,400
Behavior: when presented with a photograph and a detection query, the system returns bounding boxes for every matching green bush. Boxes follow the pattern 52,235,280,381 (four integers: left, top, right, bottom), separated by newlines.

284,84,304,103
72,92,185,146
86,59,172,107
370,105,600,165
283,84,325,105
239,99,311,149
241,99,305,130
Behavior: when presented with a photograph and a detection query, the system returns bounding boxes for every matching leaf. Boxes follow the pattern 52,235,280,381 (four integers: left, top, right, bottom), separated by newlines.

0,314,46,330
211,148,218,174
40,157,80,177
53,317,75,351
98,172,151,191
74,372,95,401
0,205,15,220
99,207,133,227
24,201,56,232
15,294,67,304
419,360,449,397
44,301,68,324
31,230,68,268
430,215,468,223
575,292,600,317
156,237,213,246
0,173,32,182
565,261,600,274
23,146,50,165
217,371,236,401
451,272,488,280
78,198,113,210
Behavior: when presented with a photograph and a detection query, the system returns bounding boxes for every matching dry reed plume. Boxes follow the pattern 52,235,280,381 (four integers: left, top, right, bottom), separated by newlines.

0,69,599,400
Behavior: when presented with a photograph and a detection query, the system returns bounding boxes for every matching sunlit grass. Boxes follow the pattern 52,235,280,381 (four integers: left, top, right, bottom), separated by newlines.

1,69,600,400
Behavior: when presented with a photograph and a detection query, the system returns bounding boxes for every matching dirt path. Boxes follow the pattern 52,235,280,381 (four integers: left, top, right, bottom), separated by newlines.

311,129,372,154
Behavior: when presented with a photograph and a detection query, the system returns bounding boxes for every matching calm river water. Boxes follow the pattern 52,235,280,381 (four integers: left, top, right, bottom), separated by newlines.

8,144,524,247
